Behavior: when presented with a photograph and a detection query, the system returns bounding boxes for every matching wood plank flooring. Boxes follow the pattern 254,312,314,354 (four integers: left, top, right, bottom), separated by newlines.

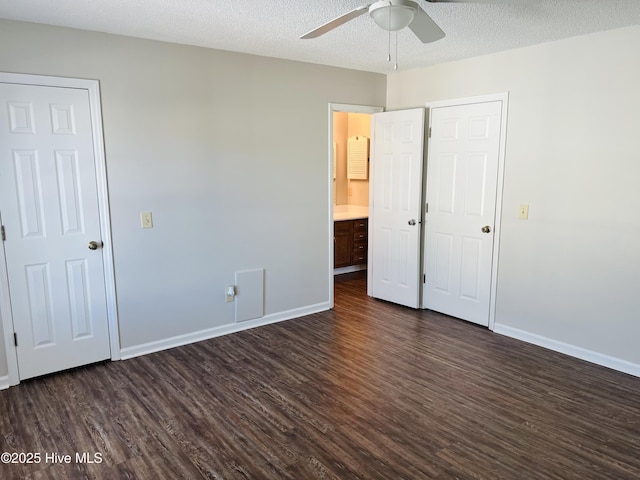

1,271,639,479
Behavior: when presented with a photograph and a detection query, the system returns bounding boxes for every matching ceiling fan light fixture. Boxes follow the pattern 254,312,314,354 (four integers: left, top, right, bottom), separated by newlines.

369,1,417,32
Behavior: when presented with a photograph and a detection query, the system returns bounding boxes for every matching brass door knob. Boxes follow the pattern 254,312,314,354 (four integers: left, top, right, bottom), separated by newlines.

481,226,492,234
88,241,100,250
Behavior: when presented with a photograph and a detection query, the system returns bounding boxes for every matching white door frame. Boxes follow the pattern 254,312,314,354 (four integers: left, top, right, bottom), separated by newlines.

0,72,120,387
424,92,509,331
327,103,383,308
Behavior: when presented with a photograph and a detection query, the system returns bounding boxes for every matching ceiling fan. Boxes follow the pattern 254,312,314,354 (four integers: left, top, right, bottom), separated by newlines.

300,0,532,44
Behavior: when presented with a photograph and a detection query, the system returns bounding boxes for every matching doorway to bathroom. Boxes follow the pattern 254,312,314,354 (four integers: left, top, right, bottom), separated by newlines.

328,103,383,309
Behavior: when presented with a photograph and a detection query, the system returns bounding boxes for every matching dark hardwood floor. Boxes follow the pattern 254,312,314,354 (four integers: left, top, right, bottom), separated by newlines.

1,271,639,479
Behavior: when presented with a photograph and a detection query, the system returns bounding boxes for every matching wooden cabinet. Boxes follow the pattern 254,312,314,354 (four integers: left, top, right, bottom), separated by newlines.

334,218,368,269
334,221,352,268
352,218,367,265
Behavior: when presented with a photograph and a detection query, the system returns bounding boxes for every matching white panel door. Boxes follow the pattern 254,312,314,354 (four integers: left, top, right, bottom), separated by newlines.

368,109,425,308
0,82,111,379
424,100,502,326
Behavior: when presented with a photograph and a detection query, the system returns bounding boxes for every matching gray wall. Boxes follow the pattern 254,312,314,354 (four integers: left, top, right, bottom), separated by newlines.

388,26,640,368
0,20,386,374
2,18,638,380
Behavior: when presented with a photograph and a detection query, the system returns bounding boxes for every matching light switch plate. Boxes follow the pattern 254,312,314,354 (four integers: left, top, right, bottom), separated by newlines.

519,204,529,220
141,212,153,228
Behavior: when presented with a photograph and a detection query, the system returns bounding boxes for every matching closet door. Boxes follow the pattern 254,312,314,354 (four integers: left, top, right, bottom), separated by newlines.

423,100,503,326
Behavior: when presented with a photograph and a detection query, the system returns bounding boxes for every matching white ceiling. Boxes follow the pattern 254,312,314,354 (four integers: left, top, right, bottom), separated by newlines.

1,0,639,74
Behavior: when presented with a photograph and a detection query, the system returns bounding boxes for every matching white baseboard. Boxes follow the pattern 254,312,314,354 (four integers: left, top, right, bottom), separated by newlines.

334,265,366,275
493,324,640,378
120,301,331,360
0,375,10,390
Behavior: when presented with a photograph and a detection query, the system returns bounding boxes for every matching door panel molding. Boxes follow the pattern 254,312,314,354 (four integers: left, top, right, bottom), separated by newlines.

424,92,509,331
0,72,119,387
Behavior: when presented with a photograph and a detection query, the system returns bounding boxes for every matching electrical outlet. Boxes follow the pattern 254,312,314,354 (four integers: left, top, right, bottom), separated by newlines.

141,212,153,229
225,285,236,303
348,187,353,196
519,204,529,220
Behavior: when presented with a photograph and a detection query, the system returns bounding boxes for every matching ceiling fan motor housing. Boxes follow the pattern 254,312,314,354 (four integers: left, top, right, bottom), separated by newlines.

369,0,419,31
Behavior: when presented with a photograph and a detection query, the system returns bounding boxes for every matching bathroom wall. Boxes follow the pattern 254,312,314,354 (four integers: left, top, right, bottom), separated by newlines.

333,112,371,207
333,112,348,205
346,113,371,207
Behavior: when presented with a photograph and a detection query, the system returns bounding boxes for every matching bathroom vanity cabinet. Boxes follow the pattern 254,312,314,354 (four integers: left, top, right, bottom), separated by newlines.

334,218,368,269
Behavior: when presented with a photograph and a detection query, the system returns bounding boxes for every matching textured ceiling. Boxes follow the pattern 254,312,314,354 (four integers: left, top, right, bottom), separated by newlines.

1,0,639,74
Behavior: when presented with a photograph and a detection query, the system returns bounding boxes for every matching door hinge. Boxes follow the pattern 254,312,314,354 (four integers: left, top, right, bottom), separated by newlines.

425,203,429,213
13,332,18,347
1,225,5,241
428,127,432,138
423,274,426,284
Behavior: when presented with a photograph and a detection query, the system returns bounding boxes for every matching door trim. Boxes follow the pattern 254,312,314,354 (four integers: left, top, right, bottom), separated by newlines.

424,92,509,331
0,72,120,387
327,103,383,309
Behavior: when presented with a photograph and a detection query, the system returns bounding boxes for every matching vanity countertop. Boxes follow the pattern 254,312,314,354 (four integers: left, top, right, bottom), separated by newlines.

333,205,369,221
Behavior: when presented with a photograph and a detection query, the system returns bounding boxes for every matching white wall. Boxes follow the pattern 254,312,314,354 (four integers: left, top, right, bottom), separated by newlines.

0,20,386,373
387,26,640,370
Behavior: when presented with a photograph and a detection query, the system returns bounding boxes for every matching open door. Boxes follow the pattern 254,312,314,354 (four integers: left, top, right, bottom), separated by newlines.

368,109,425,308
328,103,383,309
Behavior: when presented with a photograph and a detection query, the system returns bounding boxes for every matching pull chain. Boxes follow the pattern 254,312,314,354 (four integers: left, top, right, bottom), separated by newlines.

394,30,399,71
384,2,400,71
387,7,392,62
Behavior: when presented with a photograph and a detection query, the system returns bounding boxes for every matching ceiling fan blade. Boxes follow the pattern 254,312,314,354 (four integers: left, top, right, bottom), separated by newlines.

409,7,446,44
300,5,371,39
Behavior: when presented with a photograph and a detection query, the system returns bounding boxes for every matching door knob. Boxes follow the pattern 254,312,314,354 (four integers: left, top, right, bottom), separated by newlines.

88,241,100,250
408,219,417,226
481,225,492,234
